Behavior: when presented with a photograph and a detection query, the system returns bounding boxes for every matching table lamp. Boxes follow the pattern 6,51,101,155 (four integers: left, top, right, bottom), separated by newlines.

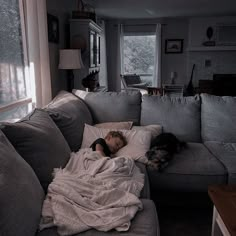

58,49,84,91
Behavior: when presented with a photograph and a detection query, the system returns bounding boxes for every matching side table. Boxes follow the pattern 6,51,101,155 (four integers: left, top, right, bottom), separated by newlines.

147,87,163,96
162,84,184,97
208,185,236,236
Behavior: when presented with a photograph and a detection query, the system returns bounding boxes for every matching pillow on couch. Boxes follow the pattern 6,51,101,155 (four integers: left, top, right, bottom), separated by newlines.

0,130,45,236
94,121,133,129
81,124,152,163
0,109,71,191
132,124,162,141
45,90,93,152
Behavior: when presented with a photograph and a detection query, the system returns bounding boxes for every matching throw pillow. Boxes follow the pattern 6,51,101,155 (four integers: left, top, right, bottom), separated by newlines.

45,90,93,152
94,121,133,130
0,109,71,191
81,124,152,163
132,124,162,141
0,130,45,236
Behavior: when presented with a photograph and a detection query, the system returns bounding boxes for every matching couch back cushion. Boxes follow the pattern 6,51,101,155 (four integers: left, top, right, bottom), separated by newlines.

73,90,142,125
45,90,93,151
0,109,71,191
201,94,236,142
0,130,45,236
141,95,201,142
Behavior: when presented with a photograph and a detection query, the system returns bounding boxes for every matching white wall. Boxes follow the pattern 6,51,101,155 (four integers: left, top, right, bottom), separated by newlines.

161,18,189,85
187,16,236,87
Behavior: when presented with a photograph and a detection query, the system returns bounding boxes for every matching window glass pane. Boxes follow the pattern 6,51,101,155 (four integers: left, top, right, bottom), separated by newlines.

123,35,155,86
0,103,32,122
0,0,28,107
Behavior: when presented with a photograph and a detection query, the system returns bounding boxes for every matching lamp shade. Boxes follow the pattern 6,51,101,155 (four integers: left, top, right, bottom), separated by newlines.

58,49,84,69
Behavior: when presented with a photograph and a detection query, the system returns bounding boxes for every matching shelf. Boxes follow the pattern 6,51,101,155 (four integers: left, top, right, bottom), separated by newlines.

187,46,236,52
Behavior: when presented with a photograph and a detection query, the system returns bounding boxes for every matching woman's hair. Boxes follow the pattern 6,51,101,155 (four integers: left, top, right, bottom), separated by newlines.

105,131,127,146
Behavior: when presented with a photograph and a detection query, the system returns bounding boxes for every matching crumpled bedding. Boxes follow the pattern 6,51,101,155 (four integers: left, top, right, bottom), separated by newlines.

39,148,144,236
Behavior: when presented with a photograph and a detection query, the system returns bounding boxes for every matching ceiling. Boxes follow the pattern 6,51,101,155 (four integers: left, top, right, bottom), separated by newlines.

85,0,236,19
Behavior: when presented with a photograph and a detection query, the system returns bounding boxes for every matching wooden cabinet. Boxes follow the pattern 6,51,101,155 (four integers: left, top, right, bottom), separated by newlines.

69,19,102,79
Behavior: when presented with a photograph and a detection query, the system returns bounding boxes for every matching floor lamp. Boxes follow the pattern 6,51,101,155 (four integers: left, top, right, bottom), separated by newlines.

58,49,84,92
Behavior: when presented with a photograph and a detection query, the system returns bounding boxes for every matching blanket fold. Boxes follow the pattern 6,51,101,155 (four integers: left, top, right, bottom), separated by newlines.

39,148,144,235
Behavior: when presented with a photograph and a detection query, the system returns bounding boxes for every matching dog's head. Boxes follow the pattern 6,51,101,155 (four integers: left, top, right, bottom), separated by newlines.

146,146,169,161
146,147,171,171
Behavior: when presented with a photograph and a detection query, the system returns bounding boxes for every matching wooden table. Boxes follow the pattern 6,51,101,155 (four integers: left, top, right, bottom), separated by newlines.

208,185,236,236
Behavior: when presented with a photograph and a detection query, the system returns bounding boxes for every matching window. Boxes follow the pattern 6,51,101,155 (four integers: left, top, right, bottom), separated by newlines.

122,34,156,86
0,0,33,122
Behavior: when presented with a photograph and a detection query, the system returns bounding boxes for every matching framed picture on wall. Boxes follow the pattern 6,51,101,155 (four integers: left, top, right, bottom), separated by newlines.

47,13,59,44
165,39,183,54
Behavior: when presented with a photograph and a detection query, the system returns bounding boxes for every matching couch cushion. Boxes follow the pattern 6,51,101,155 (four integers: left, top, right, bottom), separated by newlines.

0,130,45,236
201,94,236,142
45,90,93,151
73,90,142,125
148,143,227,192
0,109,71,191
204,141,236,184
37,199,159,236
141,95,201,142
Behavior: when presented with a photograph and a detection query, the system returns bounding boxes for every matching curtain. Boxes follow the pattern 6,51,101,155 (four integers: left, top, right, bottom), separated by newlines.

23,0,52,107
119,24,125,90
153,24,162,87
114,23,122,91
119,24,124,76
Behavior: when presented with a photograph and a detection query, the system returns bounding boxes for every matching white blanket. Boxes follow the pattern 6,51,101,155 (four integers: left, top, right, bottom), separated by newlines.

39,148,144,236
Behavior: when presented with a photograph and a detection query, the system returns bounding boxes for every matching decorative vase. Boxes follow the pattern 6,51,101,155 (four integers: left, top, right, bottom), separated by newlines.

202,26,216,46
206,27,213,41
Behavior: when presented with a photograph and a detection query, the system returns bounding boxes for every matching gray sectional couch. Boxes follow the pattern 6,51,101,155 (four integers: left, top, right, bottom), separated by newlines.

143,94,236,195
0,90,158,236
0,89,235,236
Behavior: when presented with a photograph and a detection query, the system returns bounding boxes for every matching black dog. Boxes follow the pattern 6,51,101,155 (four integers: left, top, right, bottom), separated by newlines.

146,133,186,171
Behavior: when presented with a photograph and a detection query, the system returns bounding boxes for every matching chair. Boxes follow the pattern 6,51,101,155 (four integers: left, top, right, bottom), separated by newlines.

122,74,148,89
120,74,148,95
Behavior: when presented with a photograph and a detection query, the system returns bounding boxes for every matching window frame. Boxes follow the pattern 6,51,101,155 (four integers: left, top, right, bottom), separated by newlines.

0,0,33,119
121,32,156,86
